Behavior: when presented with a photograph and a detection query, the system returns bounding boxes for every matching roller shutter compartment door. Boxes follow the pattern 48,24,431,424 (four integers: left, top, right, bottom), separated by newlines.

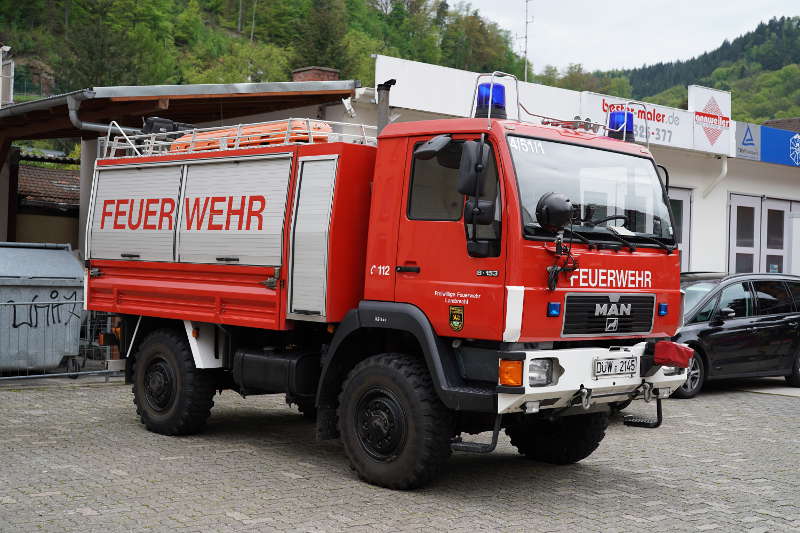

289,157,338,318
177,155,292,266
89,165,183,261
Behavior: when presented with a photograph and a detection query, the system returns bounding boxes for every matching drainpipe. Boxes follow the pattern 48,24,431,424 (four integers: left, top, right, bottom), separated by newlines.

66,93,141,136
702,155,728,198
376,79,396,135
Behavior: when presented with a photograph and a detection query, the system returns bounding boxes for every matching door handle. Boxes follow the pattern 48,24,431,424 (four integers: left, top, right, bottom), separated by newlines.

396,265,421,273
789,321,799,328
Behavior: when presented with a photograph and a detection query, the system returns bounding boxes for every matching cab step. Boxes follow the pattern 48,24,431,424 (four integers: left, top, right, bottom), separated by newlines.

623,397,663,428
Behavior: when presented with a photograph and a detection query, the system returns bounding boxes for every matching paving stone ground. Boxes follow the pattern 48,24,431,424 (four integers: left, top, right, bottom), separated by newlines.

0,378,799,532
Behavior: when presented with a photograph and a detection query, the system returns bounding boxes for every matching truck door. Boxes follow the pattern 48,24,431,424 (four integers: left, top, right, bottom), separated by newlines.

394,137,506,339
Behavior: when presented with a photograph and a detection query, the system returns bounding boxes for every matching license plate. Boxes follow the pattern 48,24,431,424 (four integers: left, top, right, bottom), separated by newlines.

594,357,638,377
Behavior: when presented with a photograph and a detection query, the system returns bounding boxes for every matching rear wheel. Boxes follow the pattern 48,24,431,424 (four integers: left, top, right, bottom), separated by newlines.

132,329,217,435
505,412,608,464
672,352,704,399
337,353,454,490
786,351,800,387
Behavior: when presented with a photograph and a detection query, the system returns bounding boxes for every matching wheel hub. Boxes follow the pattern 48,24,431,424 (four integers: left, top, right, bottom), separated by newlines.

682,357,701,392
356,389,406,461
144,359,175,411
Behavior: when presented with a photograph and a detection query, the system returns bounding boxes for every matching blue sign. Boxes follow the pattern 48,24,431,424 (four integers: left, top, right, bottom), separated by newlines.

760,126,800,167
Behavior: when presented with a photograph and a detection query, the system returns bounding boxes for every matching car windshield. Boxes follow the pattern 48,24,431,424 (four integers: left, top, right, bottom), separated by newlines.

509,136,674,243
681,281,719,313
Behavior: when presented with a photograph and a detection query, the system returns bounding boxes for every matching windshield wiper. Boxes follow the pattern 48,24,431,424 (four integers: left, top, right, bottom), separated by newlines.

627,233,675,253
524,223,596,249
593,226,636,252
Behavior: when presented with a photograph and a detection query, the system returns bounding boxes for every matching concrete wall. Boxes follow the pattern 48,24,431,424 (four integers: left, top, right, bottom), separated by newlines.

15,213,79,249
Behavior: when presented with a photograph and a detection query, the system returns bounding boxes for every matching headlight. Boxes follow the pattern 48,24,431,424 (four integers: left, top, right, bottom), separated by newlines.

528,359,554,387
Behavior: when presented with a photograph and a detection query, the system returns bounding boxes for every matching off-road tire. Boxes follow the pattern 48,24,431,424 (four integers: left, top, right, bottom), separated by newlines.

786,351,800,387
337,353,454,490
132,329,217,435
505,412,609,465
672,352,704,399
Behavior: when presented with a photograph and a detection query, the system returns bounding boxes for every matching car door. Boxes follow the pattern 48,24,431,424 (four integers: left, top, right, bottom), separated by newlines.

394,137,506,340
755,280,800,373
699,281,759,376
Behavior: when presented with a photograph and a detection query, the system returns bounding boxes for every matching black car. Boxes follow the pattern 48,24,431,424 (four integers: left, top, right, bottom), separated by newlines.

673,272,800,398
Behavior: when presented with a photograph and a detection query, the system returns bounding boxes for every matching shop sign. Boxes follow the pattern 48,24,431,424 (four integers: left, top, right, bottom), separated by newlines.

761,126,800,167
580,92,693,150
735,122,761,161
688,85,732,155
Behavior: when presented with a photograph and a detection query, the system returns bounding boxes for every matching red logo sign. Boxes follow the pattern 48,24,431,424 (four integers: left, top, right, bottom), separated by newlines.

694,96,730,146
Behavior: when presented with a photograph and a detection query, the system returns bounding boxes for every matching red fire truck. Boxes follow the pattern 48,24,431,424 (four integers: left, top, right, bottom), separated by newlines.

86,76,690,489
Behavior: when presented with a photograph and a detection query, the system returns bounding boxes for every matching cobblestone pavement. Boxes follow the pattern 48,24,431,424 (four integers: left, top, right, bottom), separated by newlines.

1,379,799,533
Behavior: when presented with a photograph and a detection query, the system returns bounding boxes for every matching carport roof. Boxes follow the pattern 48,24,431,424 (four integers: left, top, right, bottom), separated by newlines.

0,80,359,141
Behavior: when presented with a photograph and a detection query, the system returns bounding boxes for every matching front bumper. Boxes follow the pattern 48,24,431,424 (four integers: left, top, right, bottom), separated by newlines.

497,342,688,414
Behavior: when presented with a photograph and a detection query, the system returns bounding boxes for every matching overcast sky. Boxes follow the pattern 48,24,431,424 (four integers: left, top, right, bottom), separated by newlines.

467,0,800,72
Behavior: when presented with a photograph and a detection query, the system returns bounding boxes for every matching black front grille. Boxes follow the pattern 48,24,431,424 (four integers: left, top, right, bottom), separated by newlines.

563,294,654,336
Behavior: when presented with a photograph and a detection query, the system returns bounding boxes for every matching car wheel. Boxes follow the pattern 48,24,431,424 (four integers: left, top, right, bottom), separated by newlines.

786,351,800,387
671,352,704,399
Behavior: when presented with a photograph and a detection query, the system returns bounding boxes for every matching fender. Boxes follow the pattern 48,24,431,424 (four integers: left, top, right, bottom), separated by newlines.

317,301,496,413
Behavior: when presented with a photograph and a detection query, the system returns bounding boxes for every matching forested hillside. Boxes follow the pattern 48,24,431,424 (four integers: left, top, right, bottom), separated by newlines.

1,0,529,95
1,2,798,124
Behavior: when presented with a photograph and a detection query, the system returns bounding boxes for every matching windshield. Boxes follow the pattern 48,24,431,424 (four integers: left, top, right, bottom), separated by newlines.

509,136,674,242
681,281,719,313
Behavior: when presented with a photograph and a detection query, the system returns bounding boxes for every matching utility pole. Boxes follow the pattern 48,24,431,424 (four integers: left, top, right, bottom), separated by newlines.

523,0,533,82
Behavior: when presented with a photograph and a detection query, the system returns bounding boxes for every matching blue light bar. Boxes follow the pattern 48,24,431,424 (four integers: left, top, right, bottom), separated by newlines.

547,302,561,317
608,110,634,140
477,83,506,110
658,303,668,316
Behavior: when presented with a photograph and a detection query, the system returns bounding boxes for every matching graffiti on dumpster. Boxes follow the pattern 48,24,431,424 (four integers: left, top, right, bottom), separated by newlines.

7,290,81,329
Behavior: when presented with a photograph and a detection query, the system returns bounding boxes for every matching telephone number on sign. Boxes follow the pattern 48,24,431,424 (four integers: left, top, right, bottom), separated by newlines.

634,125,673,143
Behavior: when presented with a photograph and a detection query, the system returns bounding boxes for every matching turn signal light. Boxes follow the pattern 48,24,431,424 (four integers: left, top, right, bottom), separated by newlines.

499,360,523,387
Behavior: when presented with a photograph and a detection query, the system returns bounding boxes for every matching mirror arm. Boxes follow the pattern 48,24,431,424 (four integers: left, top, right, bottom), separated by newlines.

470,133,487,242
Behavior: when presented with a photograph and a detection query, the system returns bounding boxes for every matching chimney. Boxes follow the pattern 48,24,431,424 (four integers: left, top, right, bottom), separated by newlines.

292,66,340,82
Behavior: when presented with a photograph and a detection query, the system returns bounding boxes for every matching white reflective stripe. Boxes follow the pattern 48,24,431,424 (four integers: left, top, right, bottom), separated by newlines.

503,286,525,342
183,320,223,369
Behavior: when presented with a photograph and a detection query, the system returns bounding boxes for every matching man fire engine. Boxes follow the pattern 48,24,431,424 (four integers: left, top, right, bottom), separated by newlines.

86,74,690,489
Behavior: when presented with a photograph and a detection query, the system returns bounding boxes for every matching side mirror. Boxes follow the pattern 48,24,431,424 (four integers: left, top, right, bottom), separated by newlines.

457,140,488,196
414,134,452,160
464,198,495,225
719,307,736,319
535,192,572,233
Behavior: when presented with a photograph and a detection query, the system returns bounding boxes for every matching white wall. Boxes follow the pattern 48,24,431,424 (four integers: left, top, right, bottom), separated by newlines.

653,146,800,272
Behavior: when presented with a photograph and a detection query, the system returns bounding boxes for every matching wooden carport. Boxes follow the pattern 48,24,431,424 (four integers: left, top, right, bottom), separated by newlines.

0,80,359,250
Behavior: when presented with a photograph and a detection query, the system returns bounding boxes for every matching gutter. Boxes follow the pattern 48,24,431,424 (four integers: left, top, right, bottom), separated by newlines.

702,155,728,198
66,93,141,136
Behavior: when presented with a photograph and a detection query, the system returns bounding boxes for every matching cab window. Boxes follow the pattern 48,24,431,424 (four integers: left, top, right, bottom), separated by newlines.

407,142,499,222
753,280,793,315
718,282,754,318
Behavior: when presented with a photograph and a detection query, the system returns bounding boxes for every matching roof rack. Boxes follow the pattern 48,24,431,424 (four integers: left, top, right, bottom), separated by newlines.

98,118,377,160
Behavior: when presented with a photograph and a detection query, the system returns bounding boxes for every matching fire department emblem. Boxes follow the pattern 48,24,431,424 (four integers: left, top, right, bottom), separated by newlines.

605,318,619,332
449,305,464,332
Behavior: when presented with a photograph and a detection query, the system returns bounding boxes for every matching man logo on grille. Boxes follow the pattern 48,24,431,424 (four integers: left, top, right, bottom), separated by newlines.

605,318,619,332
595,303,631,316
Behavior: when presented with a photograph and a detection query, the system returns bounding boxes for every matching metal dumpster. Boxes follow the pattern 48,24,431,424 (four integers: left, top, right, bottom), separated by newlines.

0,243,83,371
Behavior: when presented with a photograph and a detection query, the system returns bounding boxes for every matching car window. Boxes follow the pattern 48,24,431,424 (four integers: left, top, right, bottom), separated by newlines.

682,281,718,313
787,281,800,311
689,295,718,323
752,280,793,315
718,282,753,318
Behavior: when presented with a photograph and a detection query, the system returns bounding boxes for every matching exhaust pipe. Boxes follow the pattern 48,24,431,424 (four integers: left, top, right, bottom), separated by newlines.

67,94,141,136
376,79,396,135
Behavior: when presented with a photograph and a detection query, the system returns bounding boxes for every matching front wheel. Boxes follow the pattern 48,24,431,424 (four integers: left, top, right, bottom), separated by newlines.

337,353,454,490
672,353,704,399
132,329,218,435
505,412,608,464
